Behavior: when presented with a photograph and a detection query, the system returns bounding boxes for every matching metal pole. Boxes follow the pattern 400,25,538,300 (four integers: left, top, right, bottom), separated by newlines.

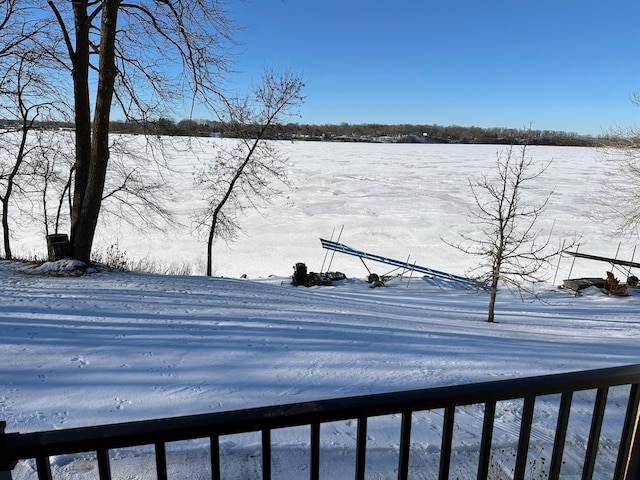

627,245,637,280
320,228,335,273
359,257,371,275
552,239,566,286
613,241,622,276
401,255,411,277
567,243,579,280
407,261,416,288
326,224,344,272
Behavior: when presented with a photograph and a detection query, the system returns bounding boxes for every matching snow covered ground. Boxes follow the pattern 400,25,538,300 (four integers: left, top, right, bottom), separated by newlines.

2,142,640,478
12,141,639,279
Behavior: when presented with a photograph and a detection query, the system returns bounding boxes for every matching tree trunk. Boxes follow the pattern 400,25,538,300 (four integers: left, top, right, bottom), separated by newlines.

487,260,501,323
207,219,216,277
205,137,263,276
1,199,10,260
69,0,92,254
71,0,121,262
487,281,498,323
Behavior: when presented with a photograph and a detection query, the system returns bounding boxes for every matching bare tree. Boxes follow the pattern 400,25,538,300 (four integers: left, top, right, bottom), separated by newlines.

19,0,238,262
451,145,560,322
0,14,64,259
596,97,640,235
598,148,640,235
195,69,305,276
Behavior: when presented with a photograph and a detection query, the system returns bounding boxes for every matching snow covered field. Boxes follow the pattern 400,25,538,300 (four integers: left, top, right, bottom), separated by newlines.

2,142,640,478
12,141,639,279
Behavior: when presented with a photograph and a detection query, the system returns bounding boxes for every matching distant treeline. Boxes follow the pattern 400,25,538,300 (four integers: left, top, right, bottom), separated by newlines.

1,118,611,146
110,119,612,147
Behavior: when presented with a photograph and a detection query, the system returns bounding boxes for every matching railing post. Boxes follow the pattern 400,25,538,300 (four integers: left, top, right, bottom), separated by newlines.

0,421,15,480
616,384,640,479
625,408,640,480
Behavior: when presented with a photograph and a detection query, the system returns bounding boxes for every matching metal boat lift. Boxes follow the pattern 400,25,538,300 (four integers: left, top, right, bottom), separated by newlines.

563,250,640,270
320,238,485,289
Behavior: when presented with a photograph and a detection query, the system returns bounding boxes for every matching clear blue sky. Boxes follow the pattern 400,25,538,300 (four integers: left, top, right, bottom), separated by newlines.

219,0,640,135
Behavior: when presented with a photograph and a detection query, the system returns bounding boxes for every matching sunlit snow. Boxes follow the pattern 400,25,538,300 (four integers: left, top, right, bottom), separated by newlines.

2,141,639,479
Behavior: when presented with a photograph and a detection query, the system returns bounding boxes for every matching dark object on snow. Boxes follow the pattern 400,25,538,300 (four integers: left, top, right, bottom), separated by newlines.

306,272,333,287
291,263,346,287
367,273,385,288
562,250,639,294
292,263,308,286
562,277,606,291
46,234,71,261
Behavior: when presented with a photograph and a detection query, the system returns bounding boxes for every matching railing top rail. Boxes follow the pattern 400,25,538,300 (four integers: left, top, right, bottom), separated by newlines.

2,363,640,464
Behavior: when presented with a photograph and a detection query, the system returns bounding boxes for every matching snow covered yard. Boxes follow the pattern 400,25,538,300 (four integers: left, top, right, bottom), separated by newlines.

1,259,639,479
2,142,640,478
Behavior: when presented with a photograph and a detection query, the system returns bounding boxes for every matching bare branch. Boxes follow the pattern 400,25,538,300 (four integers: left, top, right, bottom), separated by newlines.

194,69,305,276
446,143,569,322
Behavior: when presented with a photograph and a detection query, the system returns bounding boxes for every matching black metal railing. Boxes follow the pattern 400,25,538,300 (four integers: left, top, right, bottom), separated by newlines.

2,364,640,480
